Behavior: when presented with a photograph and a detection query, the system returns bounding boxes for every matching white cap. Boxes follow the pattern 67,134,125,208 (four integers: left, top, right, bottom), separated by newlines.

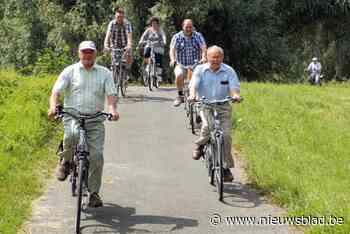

312,57,318,61
79,41,96,51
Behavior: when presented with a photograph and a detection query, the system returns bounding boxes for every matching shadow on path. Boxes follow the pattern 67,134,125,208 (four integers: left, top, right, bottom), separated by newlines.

81,203,198,234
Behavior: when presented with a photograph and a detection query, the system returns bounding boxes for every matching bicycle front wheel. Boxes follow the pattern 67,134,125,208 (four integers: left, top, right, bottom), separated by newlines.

113,66,120,98
120,68,127,97
189,103,195,134
148,67,153,91
215,137,224,201
204,143,215,186
141,65,148,87
76,160,86,234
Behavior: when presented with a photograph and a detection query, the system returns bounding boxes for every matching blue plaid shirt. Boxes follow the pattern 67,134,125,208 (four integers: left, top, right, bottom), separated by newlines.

170,31,206,66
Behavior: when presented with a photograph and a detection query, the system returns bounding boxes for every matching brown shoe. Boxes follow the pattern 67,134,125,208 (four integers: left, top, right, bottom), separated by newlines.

55,160,70,181
223,168,234,182
192,144,204,160
88,192,103,208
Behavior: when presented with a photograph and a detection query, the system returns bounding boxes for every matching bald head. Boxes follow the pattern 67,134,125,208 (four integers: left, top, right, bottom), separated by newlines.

207,45,224,56
182,19,193,36
207,45,224,71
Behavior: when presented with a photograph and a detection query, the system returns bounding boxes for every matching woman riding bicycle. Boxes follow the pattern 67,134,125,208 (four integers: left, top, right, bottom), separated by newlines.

138,16,166,81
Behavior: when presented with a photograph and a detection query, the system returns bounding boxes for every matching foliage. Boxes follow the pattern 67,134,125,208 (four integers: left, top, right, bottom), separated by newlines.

1,0,350,81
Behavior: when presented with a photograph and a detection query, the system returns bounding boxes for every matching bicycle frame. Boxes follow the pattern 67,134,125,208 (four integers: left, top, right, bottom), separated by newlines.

55,107,111,234
198,96,242,201
144,41,159,91
111,48,128,97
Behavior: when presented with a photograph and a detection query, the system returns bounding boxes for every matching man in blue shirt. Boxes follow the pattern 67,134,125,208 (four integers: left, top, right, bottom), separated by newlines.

189,45,241,182
170,19,207,106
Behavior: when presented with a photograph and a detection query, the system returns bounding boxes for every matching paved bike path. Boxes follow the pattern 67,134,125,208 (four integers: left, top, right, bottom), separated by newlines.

21,87,302,234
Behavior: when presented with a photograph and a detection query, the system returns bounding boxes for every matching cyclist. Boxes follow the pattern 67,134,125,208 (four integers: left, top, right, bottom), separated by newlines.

169,19,207,107
189,45,241,182
307,57,322,84
138,16,166,82
48,41,119,208
104,7,133,66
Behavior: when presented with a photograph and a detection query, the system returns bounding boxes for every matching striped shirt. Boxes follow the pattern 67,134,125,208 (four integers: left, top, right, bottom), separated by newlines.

190,63,240,101
105,19,132,49
53,62,117,114
170,31,206,66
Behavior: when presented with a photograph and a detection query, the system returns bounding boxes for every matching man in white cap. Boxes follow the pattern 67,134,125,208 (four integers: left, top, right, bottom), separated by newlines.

307,57,322,84
48,41,119,208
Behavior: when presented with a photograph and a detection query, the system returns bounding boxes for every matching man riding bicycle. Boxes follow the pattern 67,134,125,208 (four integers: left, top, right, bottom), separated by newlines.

170,19,207,107
306,57,322,84
48,41,119,208
189,46,241,182
104,7,133,66
138,16,166,82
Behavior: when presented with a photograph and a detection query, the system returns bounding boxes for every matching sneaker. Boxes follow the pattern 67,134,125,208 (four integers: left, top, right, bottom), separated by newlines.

88,192,103,208
55,160,70,181
173,96,184,107
223,168,234,182
192,144,204,160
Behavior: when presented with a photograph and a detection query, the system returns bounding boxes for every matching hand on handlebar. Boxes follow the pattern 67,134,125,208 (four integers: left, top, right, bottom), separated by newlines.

199,57,207,64
231,94,243,103
109,111,120,121
169,59,176,67
47,107,56,121
103,47,111,54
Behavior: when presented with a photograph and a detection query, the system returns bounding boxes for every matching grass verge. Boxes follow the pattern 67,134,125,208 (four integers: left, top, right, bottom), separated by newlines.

234,82,349,234
0,72,58,234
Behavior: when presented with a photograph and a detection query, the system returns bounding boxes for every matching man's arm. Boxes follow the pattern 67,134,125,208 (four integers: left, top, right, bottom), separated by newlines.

127,32,133,49
107,95,119,121
125,20,133,50
47,67,71,120
48,92,60,120
189,67,201,100
200,45,207,63
169,35,176,66
104,21,112,50
228,67,241,99
169,46,176,66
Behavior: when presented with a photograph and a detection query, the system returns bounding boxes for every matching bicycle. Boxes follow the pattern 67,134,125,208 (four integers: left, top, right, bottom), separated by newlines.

181,61,201,134
111,48,129,98
308,73,323,86
196,96,242,201
55,106,111,234
141,41,160,91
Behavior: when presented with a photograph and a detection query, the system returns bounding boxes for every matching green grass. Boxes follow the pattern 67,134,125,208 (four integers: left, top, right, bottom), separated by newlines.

0,72,58,234
234,82,350,234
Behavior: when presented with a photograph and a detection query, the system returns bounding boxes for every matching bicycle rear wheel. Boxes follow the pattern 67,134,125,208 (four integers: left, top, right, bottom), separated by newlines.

148,67,153,91
141,65,148,87
113,66,120,98
76,160,86,234
214,137,224,201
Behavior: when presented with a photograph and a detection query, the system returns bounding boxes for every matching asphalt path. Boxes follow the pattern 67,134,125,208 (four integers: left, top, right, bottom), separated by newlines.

21,86,302,234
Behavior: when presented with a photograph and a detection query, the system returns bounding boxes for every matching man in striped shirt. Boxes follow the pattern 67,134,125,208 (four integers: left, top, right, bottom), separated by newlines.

104,7,133,65
48,41,119,208
169,19,207,106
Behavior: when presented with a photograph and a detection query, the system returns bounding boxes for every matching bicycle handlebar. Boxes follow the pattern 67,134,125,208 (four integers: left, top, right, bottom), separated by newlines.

193,96,243,105
55,106,112,121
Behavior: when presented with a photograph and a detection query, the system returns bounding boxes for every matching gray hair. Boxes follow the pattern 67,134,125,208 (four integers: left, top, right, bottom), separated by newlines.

207,45,224,56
